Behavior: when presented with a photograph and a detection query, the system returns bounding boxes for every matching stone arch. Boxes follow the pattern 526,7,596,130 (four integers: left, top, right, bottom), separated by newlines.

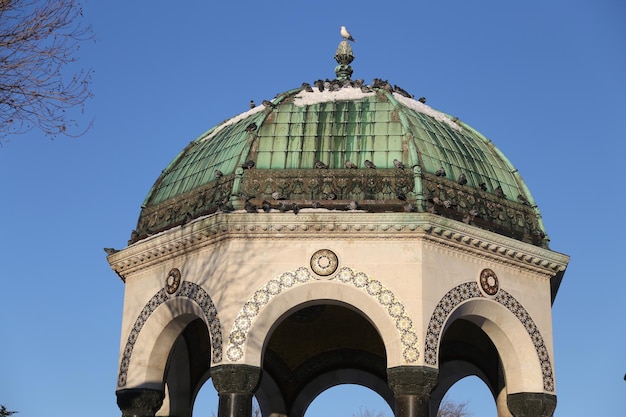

226,266,418,368
424,282,554,393
117,282,223,389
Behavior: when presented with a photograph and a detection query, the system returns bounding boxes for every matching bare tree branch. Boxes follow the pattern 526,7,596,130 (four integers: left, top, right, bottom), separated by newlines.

0,0,93,140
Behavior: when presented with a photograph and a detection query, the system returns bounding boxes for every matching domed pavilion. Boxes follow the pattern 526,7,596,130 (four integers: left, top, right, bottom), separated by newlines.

108,35,569,417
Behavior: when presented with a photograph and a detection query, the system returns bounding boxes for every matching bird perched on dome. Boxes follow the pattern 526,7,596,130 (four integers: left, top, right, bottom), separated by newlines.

393,159,405,170
340,26,356,42
345,160,358,169
364,160,376,169
314,160,329,169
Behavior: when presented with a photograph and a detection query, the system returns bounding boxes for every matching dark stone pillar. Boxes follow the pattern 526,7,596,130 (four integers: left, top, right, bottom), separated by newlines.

116,388,165,417
387,366,438,417
507,393,557,417
212,364,261,417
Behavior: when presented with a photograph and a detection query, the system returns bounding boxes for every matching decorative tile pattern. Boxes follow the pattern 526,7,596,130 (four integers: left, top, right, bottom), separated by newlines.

117,282,222,388
226,266,420,363
423,282,555,392
310,249,339,277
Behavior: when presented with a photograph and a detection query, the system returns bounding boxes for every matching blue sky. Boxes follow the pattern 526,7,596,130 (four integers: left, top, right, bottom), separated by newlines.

1,1,625,416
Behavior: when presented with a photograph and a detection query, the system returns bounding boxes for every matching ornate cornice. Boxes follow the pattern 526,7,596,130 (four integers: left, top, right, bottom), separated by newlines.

107,212,569,281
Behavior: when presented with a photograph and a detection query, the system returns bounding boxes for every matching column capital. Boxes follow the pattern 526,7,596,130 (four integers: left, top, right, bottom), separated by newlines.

387,366,439,396
116,388,164,417
211,364,261,395
507,392,557,417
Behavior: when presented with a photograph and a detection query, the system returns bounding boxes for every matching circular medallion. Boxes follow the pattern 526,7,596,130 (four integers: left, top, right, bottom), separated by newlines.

310,249,339,276
479,268,499,295
166,268,182,294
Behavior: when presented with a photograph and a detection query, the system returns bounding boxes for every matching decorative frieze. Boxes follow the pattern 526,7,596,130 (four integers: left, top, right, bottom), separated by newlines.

226,266,420,364
117,279,223,388
423,282,555,392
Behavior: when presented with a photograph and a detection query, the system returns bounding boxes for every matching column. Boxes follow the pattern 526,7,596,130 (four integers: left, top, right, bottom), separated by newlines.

116,388,165,417
507,393,557,417
387,366,438,417
211,364,261,417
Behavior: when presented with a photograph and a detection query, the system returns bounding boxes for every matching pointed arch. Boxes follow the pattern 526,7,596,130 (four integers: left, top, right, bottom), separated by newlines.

117,282,223,389
424,282,554,393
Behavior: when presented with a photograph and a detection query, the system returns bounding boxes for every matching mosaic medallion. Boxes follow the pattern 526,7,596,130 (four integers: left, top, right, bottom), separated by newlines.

479,268,499,296
310,249,339,276
165,268,182,294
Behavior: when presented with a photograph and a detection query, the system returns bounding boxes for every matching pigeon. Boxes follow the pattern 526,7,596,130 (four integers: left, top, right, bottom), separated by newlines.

261,200,272,212
340,26,356,42
347,201,359,211
272,191,286,200
293,204,300,215
214,169,223,179
396,189,407,201
495,186,506,198
311,201,323,209
314,80,324,92
245,122,257,133
262,99,276,108
393,85,413,98
302,82,314,93
403,202,416,213
326,192,337,200
458,173,467,185
241,160,255,169
361,85,373,93
244,201,258,213
393,159,405,170
517,194,529,206
364,160,376,169
103,247,119,255
435,167,446,177
479,182,488,192
314,160,329,169
345,160,358,169
278,201,290,213
249,100,255,108
217,199,234,213
418,97,427,104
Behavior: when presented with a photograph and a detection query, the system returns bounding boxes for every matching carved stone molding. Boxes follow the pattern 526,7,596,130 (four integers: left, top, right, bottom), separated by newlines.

424,282,555,392
226,266,420,364
117,282,223,388
108,212,569,281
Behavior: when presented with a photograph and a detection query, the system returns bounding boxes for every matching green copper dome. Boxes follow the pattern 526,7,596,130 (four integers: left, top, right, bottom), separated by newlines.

134,80,547,247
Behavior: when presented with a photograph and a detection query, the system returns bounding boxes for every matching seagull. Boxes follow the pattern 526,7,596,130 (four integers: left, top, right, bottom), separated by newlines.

314,160,329,169
364,160,376,169
345,160,358,169
340,26,356,42
393,159,405,170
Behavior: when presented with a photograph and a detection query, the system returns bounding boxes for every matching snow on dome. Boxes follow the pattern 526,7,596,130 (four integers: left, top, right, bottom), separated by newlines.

392,93,462,131
199,104,265,143
293,87,374,106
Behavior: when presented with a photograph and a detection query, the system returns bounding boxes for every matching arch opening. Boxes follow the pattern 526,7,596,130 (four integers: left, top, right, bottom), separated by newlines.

258,303,390,417
305,384,393,417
